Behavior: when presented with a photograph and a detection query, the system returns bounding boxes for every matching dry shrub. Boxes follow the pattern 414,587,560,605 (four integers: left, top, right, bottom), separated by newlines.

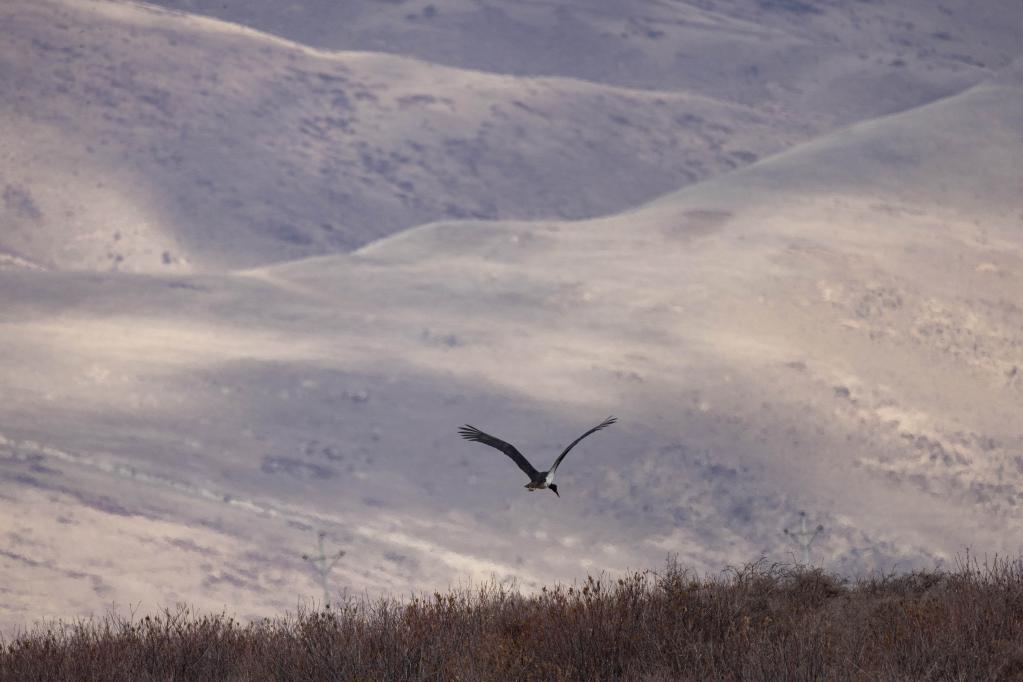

2,556,1022,681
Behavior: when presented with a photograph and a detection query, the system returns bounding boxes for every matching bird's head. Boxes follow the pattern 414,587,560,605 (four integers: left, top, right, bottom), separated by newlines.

548,484,559,497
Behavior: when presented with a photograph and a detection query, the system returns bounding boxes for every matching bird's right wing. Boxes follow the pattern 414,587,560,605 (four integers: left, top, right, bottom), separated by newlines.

458,425,539,480
549,415,617,476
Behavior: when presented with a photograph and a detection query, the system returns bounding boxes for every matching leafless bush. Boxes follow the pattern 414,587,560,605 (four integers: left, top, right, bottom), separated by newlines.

2,556,1022,681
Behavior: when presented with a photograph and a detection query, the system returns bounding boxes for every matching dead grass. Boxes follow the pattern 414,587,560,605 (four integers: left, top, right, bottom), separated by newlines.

2,556,1022,681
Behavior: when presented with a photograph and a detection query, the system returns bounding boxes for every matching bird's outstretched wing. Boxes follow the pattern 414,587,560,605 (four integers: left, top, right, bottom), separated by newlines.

549,416,617,476
459,425,540,480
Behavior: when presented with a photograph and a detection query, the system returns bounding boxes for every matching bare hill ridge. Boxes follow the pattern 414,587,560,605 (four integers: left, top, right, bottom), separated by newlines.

146,0,1020,107
1,0,802,272
7,0,1023,273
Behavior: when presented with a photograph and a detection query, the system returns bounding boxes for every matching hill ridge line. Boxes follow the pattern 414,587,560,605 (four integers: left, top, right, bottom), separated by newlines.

71,0,763,106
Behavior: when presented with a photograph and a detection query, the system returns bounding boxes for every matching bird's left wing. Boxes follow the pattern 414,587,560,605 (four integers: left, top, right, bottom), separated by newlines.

549,416,617,476
459,425,540,480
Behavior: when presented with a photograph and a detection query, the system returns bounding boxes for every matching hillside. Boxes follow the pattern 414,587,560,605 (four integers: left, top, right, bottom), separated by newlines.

6,0,1023,272
145,0,1020,113
0,0,801,272
1,58,1021,630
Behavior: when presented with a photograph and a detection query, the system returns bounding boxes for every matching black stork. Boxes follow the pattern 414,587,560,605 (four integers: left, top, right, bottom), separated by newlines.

458,416,617,496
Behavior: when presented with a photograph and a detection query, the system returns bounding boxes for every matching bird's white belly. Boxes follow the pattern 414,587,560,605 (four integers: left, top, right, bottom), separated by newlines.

526,475,551,490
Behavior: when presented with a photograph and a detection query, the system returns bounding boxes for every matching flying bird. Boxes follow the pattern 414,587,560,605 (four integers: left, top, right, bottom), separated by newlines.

458,416,617,496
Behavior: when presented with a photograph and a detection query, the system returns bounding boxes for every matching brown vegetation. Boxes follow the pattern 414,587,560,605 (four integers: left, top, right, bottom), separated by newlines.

2,557,1022,681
